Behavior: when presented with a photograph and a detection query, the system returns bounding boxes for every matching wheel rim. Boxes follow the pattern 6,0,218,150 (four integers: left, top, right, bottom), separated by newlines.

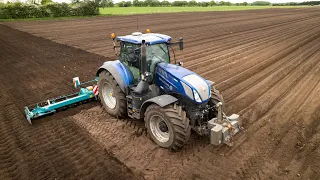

149,115,169,143
101,82,116,109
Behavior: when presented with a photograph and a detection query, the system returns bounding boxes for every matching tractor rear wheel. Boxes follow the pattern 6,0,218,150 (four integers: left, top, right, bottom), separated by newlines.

98,70,127,117
145,104,191,151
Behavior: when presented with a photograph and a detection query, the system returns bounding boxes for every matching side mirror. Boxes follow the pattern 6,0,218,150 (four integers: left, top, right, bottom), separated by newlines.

179,37,184,50
177,60,183,66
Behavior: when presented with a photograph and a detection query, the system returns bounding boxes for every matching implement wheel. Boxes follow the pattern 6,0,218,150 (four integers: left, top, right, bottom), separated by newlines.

98,71,127,117
145,104,191,151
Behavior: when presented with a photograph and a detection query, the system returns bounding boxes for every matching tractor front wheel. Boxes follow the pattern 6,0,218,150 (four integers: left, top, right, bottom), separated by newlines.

209,87,225,117
145,104,191,151
98,71,127,117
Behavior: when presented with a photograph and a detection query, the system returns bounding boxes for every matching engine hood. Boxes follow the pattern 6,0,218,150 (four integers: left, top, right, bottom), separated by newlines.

157,63,194,79
157,63,210,102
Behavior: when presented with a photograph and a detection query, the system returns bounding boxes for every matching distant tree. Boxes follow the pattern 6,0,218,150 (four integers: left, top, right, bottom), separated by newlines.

124,1,131,7
117,1,124,7
150,0,160,7
241,2,248,6
144,0,152,6
225,1,232,6
71,0,81,3
299,1,320,6
26,0,38,4
198,2,209,6
218,1,225,5
209,1,217,6
160,0,170,6
101,0,114,7
133,0,141,6
172,1,188,6
41,0,52,5
188,0,197,6
251,1,271,6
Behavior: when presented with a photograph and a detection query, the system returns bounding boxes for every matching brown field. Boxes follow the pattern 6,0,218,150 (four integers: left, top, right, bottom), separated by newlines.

1,7,320,179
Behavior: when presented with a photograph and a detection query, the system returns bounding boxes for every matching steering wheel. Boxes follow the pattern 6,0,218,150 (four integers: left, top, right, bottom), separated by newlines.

128,48,140,63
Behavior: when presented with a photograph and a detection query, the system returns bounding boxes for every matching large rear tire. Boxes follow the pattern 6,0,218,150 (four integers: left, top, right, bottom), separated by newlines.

98,70,127,117
145,104,191,151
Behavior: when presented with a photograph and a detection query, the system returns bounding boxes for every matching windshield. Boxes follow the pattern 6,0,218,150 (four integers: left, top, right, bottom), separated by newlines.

147,43,170,63
147,43,170,77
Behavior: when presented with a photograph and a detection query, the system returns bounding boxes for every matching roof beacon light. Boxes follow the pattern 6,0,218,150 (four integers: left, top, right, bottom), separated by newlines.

110,33,116,39
146,29,151,33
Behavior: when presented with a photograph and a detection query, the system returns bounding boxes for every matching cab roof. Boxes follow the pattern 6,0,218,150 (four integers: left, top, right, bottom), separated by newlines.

116,32,172,45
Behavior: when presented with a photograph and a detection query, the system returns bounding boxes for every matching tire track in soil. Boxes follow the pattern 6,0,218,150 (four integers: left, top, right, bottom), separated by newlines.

72,107,190,179
224,31,320,113
3,8,320,180
182,13,320,68
255,89,320,179
0,26,138,180
226,39,320,154
234,58,320,179
210,25,320,90
179,33,316,179
188,17,320,78
222,28,320,104
5,8,320,58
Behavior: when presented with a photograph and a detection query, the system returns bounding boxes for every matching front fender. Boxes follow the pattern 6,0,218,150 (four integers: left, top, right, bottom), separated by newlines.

139,95,178,119
97,60,133,92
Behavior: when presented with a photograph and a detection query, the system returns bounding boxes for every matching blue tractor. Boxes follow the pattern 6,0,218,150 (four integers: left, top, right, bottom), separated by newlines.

96,31,241,150
25,30,240,150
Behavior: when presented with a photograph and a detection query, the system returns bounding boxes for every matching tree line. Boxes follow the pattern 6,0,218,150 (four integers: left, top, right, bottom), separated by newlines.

94,0,320,8
111,0,248,7
0,1,99,19
273,1,320,6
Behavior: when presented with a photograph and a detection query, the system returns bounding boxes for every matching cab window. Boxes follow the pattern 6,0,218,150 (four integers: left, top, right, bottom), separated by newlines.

147,43,170,79
120,42,140,83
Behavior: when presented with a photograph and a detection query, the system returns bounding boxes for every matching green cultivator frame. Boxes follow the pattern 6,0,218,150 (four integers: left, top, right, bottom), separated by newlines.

24,77,99,124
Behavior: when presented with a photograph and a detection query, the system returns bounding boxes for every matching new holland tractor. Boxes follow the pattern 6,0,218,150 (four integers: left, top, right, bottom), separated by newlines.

25,30,241,150
96,31,241,150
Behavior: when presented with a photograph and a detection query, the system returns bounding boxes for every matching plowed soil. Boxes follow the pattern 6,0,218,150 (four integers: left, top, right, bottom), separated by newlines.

0,25,137,180
3,7,320,180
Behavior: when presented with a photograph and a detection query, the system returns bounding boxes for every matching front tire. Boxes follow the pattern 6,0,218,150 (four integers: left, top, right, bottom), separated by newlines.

98,71,127,117
145,104,191,151
210,87,225,110
209,87,225,118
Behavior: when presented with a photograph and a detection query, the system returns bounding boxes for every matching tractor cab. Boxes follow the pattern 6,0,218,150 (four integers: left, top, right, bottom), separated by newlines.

115,32,173,84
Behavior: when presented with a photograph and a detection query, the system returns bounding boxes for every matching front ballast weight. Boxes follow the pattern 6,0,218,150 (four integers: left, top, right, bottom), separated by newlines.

207,102,241,146
24,77,99,124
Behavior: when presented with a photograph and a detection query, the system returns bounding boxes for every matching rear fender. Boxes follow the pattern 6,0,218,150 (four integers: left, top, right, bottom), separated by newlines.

96,60,133,93
139,95,178,119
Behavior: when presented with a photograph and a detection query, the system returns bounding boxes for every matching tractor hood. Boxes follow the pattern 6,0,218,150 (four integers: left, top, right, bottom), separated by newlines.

156,63,210,103
157,63,194,78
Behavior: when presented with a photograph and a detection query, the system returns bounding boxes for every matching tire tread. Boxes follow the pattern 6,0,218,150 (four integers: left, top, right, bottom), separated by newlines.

145,104,191,151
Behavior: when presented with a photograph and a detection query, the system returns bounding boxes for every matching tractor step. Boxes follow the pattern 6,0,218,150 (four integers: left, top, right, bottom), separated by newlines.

126,95,133,118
